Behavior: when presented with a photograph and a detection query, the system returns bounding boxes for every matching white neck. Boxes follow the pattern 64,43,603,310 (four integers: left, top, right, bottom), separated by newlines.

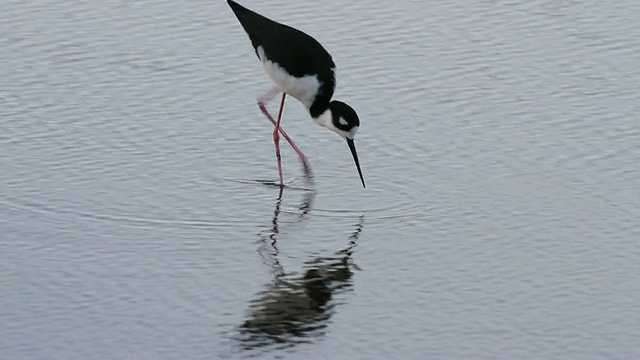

312,108,334,130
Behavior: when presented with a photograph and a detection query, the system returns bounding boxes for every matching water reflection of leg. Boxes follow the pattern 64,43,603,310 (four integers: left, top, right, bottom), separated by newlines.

257,187,285,278
297,190,316,219
256,188,317,278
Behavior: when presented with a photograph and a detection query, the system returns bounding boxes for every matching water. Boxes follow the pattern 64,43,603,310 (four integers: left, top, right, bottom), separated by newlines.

1,0,639,358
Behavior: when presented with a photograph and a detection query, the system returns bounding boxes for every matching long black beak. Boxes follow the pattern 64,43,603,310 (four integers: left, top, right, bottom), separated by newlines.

346,138,366,188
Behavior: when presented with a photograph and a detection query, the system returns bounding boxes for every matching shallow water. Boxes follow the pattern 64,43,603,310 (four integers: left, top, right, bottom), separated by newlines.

1,0,639,359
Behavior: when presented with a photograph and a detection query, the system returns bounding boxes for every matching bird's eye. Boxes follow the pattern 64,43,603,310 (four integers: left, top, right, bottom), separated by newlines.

339,117,348,126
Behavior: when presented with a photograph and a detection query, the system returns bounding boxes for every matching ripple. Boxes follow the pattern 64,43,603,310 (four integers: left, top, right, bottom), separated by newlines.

210,175,433,221
0,192,248,229
227,178,315,192
0,171,432,232
298,205,433,221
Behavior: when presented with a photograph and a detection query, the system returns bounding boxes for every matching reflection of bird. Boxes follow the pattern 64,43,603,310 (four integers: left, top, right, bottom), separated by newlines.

240,268,335,343
227,0,365,188
239,193,364,350
239,255,356,350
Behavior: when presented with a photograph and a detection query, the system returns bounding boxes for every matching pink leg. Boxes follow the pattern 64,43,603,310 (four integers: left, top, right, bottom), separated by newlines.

257,89,312,181
257,90,309,163
272,93,286,186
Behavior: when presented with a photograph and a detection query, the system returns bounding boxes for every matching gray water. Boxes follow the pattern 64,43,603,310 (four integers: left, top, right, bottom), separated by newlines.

2,0,639,359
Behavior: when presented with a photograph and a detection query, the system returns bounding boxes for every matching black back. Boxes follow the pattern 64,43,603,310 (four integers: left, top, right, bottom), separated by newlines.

227,0,336,116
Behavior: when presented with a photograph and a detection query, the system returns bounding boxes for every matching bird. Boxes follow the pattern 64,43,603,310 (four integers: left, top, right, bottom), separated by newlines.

227,0,365,188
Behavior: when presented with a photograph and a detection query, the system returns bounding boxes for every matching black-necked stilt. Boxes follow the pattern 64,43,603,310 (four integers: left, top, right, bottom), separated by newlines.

227,0,365,188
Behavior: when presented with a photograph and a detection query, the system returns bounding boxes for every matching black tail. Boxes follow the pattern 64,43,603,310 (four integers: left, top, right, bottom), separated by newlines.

227,0,278,50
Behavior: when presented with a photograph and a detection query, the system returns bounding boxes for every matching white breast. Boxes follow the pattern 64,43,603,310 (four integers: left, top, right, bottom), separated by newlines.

257,46,321,110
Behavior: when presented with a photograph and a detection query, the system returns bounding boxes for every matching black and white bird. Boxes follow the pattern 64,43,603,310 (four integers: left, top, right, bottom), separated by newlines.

227,0,365,188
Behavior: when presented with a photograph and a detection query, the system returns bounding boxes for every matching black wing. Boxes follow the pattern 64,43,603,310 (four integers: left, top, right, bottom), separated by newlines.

227,0,335,78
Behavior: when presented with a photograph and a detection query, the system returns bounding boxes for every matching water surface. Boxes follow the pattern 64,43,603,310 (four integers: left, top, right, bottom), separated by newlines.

1,0,639,359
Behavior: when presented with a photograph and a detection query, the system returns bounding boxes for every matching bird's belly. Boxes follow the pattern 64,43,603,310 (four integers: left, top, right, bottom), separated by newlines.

258,48,319,109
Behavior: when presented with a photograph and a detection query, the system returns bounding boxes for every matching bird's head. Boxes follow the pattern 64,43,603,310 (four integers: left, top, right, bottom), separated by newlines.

315,100,365,188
